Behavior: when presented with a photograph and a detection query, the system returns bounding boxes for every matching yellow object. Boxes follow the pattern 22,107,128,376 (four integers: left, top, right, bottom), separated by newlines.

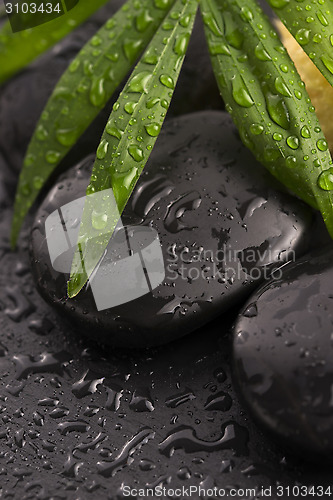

277,20,333,151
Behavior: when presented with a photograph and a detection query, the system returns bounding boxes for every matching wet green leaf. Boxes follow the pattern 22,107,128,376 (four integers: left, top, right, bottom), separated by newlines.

0,0,110,84
201,0,333,236
67,0,198,298
267,0,333,87
11,0,178,247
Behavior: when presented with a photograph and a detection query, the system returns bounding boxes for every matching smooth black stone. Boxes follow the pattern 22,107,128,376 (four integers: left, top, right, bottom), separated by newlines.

0,6,222,181
233,245,333,459
30,111,312,348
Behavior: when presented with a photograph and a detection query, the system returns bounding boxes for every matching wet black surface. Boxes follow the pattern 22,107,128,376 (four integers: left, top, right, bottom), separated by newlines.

30,112,311,348
1,202,333,498
0,3,332,495
233,245,333,459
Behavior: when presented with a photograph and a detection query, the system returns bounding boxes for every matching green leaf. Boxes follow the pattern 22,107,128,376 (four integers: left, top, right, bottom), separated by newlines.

0,0,110,84
200,0,333,237
267,0,333,87
11,0,179,248
67,0,199,298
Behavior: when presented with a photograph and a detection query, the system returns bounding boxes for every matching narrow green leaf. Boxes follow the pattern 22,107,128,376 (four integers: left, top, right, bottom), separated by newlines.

11,0,178,248
267,0,333,87
68,0,199,298
201,0,333,237
0,0,110,84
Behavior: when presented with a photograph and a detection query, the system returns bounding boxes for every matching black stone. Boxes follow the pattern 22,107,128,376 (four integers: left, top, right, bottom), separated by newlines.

232,245,333,459
30,111,312,348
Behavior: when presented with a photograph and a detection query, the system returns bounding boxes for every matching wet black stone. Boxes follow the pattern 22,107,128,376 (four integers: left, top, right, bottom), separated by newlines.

232,245,333,459
0,5,222,182
30,111,312,348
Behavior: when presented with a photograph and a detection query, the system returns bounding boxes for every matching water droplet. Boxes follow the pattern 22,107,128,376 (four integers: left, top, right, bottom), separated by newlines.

274,77,292,97
56,128,78,147
106,122,123,140
273,132,282,141
208,41,231,56
295,28,310,45
317,138,328,151
262,84,290,130
143,47,158,65
124,101,138,114
154,0,171,9
300,125,311,138
232,76,254,108
254,42,271,61
317,10,328,26
69,59,80,73
46,151,61,164
174,33,190,56
145,123,161,137
123,39,143,62
128,144,144,162
91,35,102,47
225,16,243,49
90,77,106,107
36,124,48,141
286,155,297,167
97,139,109,160
240,6,253,22
180,14,191,28
106,18,115,30
91,209,108,230
286,135,300,149
146,97,160,108
129,71,152,93
318,168,333,190
136,9,153,32
33,176,43,189
250,123,264,135
280,64,288,73
160,74,175,89
321,55,333,74
24,154,35,167
83,60,94,76
269,0,289,7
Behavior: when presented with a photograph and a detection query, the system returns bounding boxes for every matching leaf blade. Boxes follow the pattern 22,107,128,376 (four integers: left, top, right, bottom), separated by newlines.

11,0,178,247
201,0,333,236
267,0,333,87
68,0,199,298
